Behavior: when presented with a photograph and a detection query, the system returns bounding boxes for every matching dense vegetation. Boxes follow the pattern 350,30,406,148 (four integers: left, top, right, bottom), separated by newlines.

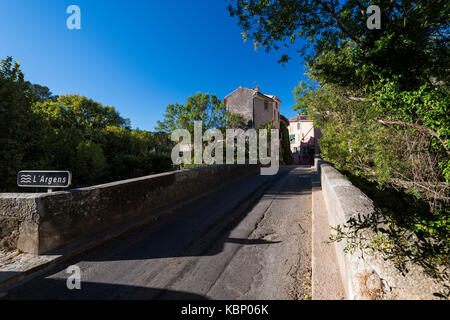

0,57,173,191
228,0,449,281
156,93,293,166
280,121,293,165
1,58,290,191
156,92,230,135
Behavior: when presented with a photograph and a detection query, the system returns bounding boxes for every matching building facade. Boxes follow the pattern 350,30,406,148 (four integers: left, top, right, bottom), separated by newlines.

223,86,281,129
288,115,320,165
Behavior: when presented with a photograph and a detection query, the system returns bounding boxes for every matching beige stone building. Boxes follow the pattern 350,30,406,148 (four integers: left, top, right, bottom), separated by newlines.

223,86,281,129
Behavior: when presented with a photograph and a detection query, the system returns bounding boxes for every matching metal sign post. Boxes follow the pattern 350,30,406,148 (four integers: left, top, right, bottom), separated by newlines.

17,171,72,192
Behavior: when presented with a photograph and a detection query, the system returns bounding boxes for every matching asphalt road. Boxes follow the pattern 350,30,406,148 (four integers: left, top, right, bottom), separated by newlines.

4,166,312,300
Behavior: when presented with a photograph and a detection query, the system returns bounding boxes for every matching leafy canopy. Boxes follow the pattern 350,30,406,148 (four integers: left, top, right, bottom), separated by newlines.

156,92,229,134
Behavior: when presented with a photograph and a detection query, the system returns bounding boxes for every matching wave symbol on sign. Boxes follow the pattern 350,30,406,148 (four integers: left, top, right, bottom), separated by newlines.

20,175,32,183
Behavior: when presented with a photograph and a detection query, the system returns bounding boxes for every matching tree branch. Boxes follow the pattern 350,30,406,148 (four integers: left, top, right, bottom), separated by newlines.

345,96,374,102
373,117,449,153
313,0,363,46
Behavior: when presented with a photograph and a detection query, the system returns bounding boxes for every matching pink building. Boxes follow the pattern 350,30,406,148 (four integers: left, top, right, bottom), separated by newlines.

288,115,320,165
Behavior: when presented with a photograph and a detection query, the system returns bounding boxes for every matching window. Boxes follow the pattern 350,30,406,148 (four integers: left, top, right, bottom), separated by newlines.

297,123,300,130
264,100,268,110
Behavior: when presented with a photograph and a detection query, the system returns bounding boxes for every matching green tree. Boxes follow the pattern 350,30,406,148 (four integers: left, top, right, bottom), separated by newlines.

0,57,39,190
229,0,449,142
29,83,55,102
230,0,449,193
0,57,174,191
280,121,293,165
226,113,248,129
228,0,449,85
35,95,127,131
228,1,449,273
156,92,228,135
74,140,107,185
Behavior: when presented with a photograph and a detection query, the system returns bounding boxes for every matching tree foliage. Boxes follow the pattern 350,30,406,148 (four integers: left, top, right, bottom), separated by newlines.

0,57,173,191
156,92,229,135
228,0,449,81
228,0,449,197
0,57,42,189
280,121,293,165
228,1,449,274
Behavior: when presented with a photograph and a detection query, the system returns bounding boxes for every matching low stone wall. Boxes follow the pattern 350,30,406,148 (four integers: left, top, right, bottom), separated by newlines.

0,164,258,254
318,158,445,300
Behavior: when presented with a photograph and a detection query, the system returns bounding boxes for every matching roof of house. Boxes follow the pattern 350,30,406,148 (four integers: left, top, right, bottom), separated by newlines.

254,91,282,103
289,115,312,122
224,86,282,103
260,93,282,102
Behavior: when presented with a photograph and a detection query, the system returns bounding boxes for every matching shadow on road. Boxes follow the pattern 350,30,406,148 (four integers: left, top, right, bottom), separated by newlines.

4,167,312,300
3,278,208,300
52,170,302,264
225,237,281,245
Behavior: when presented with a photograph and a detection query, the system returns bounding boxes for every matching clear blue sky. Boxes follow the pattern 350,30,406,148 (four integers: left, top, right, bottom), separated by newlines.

0,0,308,131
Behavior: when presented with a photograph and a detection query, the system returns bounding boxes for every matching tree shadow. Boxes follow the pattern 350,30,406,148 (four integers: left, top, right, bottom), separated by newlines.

0,271,20,283
53,169,306,263
2,278,208,300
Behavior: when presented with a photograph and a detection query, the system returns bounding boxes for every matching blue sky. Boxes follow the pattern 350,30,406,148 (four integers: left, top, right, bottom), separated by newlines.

0,0,308,131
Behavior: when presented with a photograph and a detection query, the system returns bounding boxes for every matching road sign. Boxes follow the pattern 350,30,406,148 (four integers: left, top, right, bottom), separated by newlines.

17,171,72,188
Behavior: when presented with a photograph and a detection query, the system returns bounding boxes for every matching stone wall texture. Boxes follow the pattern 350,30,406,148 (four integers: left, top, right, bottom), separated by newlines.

224,86,254,126
318,158,447,300
0,164,258,254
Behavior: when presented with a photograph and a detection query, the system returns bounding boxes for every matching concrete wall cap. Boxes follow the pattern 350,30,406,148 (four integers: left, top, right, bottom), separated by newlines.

318,158,446,300
327,179,353,188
